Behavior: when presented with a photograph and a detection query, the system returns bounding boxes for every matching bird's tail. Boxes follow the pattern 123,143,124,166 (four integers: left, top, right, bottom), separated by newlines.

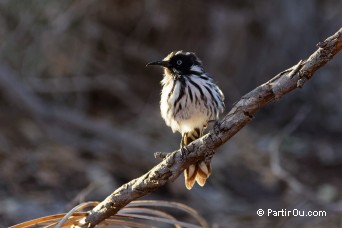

182,128,212,190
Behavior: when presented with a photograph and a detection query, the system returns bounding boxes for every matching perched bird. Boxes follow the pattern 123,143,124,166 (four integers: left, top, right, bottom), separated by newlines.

147,51,225,190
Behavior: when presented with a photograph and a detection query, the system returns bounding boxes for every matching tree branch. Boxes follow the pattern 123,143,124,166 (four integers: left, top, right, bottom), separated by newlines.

80,27,342,227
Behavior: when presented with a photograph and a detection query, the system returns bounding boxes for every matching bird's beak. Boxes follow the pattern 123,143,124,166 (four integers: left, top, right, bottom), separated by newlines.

146,60,170,68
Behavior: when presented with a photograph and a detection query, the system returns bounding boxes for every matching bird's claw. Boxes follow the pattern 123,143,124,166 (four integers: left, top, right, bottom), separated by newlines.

180,146,189,158
213,120,220,134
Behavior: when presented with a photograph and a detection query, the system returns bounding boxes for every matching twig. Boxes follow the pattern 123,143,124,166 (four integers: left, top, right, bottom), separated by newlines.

79,28,342,227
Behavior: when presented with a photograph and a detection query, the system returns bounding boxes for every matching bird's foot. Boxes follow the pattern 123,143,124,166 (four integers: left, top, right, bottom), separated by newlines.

213,120,220,135
180,146,189,158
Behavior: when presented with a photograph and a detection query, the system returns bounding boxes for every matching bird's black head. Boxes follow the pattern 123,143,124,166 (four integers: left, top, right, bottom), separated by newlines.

147,51,204,76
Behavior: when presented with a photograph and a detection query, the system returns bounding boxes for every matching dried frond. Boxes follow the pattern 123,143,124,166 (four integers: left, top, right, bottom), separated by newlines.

9,200,208,228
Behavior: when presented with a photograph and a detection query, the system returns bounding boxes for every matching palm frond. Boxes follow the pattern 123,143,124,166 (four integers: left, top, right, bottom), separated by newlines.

9,200,208,228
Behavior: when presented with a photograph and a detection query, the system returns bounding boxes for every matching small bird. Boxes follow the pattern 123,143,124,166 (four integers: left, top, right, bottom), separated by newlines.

147,51,225,190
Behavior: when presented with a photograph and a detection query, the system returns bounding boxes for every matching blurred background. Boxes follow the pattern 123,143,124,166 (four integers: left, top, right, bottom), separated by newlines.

0,0,341,227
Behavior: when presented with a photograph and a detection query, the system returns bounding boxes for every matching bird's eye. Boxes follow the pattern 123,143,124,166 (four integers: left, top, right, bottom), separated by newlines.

177,60,182,65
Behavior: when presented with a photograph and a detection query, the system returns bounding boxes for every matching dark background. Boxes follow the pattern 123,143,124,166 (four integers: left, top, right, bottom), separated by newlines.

0,1,341,227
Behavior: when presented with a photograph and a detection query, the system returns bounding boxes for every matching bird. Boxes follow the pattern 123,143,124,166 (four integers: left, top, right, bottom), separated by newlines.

147,50,225,190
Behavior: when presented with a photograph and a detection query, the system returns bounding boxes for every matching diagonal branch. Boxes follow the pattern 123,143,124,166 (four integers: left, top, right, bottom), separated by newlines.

80,27,342,227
